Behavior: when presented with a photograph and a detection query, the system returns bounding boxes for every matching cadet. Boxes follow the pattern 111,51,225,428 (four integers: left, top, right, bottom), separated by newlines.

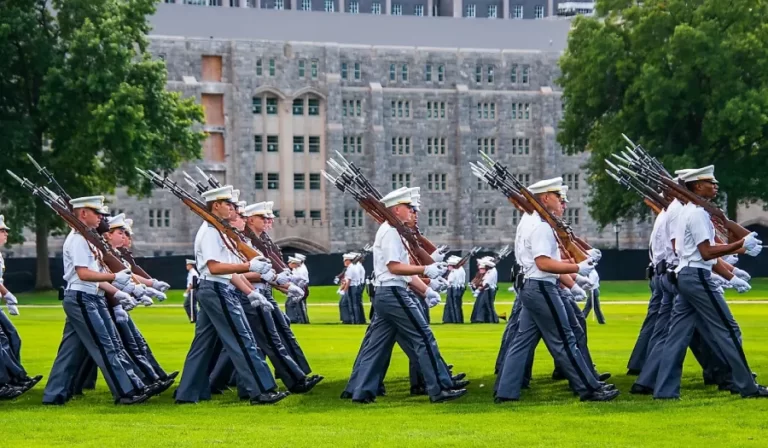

183,259,199,322
442,256,465,324
470,257,499,323
338,253,357,324
286,256,310,324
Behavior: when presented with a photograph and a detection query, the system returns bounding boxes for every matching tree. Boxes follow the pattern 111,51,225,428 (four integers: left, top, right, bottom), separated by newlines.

0,0,204,288
557,0,768,227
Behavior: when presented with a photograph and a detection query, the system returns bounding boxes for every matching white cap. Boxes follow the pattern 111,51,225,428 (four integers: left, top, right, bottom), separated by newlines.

478,256,496,268
288,256,302,264
186,259,196,265
294,253,306,262
674,168,694,178
380,188,413,208
265,201,276,218
236,201,247,215
243,201,272,217
231,189,240,203
124,218,134,235
0,215,9,231
343,252,360,260
527,177,564,195
202,185,235,203
561,185,570,203
680,165,717,184
108,213,127,230
446,255,461,266
70,196,106,210
409,187,422,211
99,205,111,215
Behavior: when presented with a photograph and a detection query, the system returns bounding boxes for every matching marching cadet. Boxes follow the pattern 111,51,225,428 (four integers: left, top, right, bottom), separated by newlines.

442,256,465,324
582,268,605,324
293,253,311,318
183,259,199,322
470,257,499,324
43,196,149,405
640,166,768,399
351,255,367,324
286,256,310,324
346,187,466,404
174,186,288,405
338,253,357,324
495,178,618,403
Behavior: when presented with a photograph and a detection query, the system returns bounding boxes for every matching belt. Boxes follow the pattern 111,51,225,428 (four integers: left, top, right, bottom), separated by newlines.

67,283,104,296
678,261,713,271
523,277,557,285
378,280,408,288
200,276,231,285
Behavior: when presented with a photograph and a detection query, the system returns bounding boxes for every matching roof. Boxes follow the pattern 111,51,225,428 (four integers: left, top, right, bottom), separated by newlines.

149,4,573,52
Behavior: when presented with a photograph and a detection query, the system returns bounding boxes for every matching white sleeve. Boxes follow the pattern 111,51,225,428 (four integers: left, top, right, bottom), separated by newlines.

530,223,557,259
199,232,231,264
381,228,406,265
689,209,714,246
71,237,96,269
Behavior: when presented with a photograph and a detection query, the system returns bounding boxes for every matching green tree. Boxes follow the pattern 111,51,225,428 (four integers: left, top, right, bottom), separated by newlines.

558,0,768,227
0,0,204,288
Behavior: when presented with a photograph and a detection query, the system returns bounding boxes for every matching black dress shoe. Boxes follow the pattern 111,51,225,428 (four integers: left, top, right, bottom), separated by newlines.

430,388,467,403
251,391,290,405
743,385,768,398
352,396,375,404
447,364,454,371
598,372,612,382
452,373,466,382
116,394,149,405
630,383,653,395
166,371,180,381
581,388,619,402
291,375,323,394
175,399,196,405
340,391,353,399
551,370,567,381
410,385,428,396
627,369,641,376
600,384,617,392
149,378,175,396
0,385,23,400
718,382,734,392
452,380,470,389
494,396,518,404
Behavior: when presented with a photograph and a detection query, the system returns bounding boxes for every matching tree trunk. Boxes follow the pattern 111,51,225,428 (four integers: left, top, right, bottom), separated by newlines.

726,193,739,222
34,205,52,290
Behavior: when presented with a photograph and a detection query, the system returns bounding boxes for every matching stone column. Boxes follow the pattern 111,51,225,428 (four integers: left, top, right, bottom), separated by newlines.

427,0,433,15
279,97,295,215
454,84,474,247
453,0,462,16
385,0,391,14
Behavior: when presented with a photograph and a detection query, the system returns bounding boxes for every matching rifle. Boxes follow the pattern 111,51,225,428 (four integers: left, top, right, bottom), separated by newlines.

605,161,668,216
118,247,152,278
455,246,482,270
471,153,590,262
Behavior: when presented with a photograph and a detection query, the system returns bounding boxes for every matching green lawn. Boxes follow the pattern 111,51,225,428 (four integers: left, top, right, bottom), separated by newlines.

8,282,768,447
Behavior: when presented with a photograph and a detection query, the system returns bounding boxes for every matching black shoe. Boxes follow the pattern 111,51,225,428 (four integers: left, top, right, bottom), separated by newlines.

447,364,454,371
175,399,196,405
210,386,227,395
452,380,470,389
250,391,290,405
291,375,323,394
340,391,353,399
600,383,617,392
494,396,518,404
352,396,375,404
116,394,149,405
430,388,467,403
410,385,428,396
551,370,567,381
718,382,734,392
12,375,43,390
499,313,507,322
629,383,653,395
452,373,466,382
581,388,620,402
598,372,612,382
148,378,175,397
0,385,23,400
743,385,768,398
166,371,180,381
627,369,641,376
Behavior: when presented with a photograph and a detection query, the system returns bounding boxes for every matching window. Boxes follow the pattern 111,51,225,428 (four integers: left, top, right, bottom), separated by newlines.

514,173,531,184
252,97,262,114
309,173,321,190
477,209,496,227
256,59,263,76
510,64,518,83
565,208,580,225
534,5,544,18
391,100,411,118
389,64,396,81
512,5,523,18
488,4,497,17
342,99,362,117
476,102,496,119
294,173,305,190
438,65,445,82
269,58,276,77
414,4,423,15
428,209,448,227
267,173,279,190
477,138,496,155
475,65,482,83
294,210,306,219
372,2,381,14
344,209,364,227
391,173,411,189
308,99,320,115
392,3,402,14
293,136,304,152
425,64,432,81
310,210,322,220
311,60,318,79
148,209,171,228
349,0,359,13
267,135,279,152
391,137,411,155
465,4,475,17
254,173,263,189
354,62,361,80
324,0,334,11
522,65,530,84
427,137,446,155
292,99,304,115
301,0,311,9
512,103,530,120
563,173,580,190
298,60,306,78
266,97,278,114
427,102,446,119
341,62,348,80
274,0,284,9
254,135,263,152
401,64,408,82
343,136,363,153
512,138,530,155
308,136,320,153
487,65,494,83
511,209,521,226
428,173,447,191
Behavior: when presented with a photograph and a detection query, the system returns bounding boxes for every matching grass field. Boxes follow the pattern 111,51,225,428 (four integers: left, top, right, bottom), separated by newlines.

9,280,768,447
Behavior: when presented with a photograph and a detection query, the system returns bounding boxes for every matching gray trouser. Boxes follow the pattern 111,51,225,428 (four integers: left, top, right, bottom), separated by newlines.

443,287,465,324
582,288,605,324
264,288,311,374
43,291,140,403
470,288,499,323
339,290,353,323
114,315,161,383
628,276,663,371
183,290,198,322
554,291,599,381
495,296,524,376
350,285,367,324
350,286,454,400
654,267,757,398
496,280,601,400
0,310,21,362
175,281,277,402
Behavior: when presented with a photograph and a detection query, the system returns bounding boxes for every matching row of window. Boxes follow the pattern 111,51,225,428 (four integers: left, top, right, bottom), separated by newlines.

254,135,321,153
343,207,581,228
387,63,532,85
465,4,544,18
254,173,322,190
252,97,321,116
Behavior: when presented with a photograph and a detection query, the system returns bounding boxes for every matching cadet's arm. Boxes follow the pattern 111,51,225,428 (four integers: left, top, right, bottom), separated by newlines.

696,239,745,261
230,274,255,295
712,259,734,280
408,276,428,295
534,256,579,275
387,261,429,276
76,266,118,282
207,260,250,275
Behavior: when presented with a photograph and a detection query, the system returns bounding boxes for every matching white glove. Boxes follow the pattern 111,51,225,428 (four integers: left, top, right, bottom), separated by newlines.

576,259,595,277
570,284,587,301
333,277,340,285
287,283,304,298
743,232,762,251
723,254,739,265
431,277,449,293
424,287,441,308
248,290,273,311
276,271,293,286
131,283,147,298
574,275,594,290
746,245,763,257
113,305,129,324
587,248,602,262
248,256,272,274
3,292,18,306
732,268,751,282
6,304,19,316
115,280,135,295
145,287,166,302
336,289,344,296
138,296,154,306
260,269,277,283
430,249,446,263
472,289,480,298
114,290,137,311
728,276,751,294
423,262,448,279
113,269,133,287
712,273,729,288
183,292,189,300
152,279,171,292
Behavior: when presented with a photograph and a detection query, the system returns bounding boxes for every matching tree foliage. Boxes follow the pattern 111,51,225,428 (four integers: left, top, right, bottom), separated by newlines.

0,0,204,287
558,0,768,227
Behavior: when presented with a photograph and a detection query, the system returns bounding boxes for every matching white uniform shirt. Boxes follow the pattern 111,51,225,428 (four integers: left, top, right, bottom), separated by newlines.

353,262,365,286
588,269,600,290
675,204,717,271
649,209,668,265
664,199,685,265
194,222,236,280
514,212,536,261
186,267,199,288
344,262,360,286
448,266,466,287
296,263,309,283
482,267,498,289
519,212,560,283
373,222,410,286
62,230,102,293
0,252,5,284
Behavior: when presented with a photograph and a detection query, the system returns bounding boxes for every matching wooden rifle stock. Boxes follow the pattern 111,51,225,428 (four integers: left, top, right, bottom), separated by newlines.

516,188,589,262
119,248,151,278
643,198,663,215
